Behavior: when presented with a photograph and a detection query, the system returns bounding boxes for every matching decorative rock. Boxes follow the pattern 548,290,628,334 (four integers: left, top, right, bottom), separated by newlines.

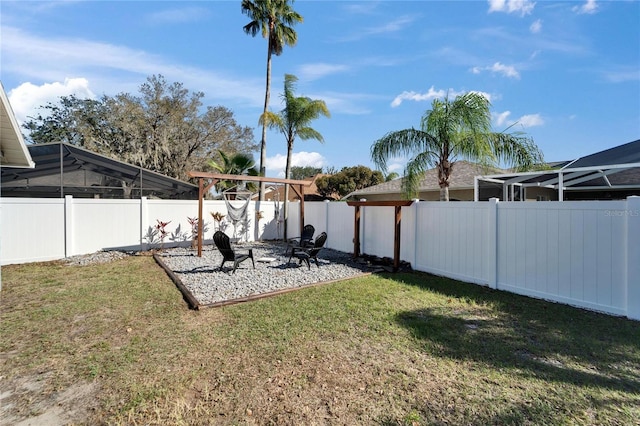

158,242,370,305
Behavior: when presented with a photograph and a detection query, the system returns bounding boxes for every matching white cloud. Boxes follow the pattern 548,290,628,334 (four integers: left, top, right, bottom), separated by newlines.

494,111,512,127
391,86,446,107
392,87,493,107
386,159,406,174
8,78,95,125
491,62,520,79
265,152,327,178
487,0,536,16
518,114,544,127
573,0,598,15
297,63,350,81
530,19,542,34
472,62,520,79
494,111,544,128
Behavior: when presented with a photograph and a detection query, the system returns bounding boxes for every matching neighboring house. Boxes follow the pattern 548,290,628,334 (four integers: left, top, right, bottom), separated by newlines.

0,82,35,170
1,142,198,199
255,173,333,202
345,161,506,202
475,139,640,201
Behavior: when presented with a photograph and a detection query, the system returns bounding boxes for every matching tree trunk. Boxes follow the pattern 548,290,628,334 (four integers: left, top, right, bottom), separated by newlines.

258,49,272,201
439,185,449,201
283,141,293,240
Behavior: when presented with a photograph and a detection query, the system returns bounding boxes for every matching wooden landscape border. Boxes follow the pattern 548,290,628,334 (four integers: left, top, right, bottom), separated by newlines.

152,252,371,310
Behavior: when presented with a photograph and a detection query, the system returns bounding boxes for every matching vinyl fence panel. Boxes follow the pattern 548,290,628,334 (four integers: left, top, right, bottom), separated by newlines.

496,201,628,316
414,201,489,285
1,198,66,264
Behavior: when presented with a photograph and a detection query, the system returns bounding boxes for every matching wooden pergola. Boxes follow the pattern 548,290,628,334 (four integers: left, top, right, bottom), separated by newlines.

346,200,414,272
187,172,312,257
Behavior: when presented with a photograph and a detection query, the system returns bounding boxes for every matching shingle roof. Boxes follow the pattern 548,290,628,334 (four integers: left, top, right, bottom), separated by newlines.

567,139,640,168
348,161,506,197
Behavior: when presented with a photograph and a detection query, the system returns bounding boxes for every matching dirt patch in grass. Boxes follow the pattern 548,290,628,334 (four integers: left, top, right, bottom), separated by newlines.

0,371,99,426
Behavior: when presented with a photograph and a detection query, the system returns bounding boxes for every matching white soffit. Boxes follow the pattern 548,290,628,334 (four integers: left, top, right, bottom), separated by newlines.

0,81,35,168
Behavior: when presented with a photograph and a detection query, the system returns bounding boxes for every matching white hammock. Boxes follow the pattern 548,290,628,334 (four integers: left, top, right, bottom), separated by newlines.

222,188,254,239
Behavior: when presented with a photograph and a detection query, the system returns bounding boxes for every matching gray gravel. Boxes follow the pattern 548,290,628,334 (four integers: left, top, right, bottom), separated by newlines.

158,242,370,305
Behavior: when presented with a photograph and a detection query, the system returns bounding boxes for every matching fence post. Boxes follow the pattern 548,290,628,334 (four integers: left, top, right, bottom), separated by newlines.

324,199,330,248
413,200,419,270
626,196,640,320
140,197,148,250
360,199,366,255
64,195,74,258
487,198,499,289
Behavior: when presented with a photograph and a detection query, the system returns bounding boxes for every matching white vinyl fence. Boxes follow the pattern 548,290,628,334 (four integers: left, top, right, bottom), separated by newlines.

2,195,638,320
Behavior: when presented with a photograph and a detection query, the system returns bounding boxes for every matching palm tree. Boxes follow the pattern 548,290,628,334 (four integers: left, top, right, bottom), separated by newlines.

241,0,303,200
207,150,259,195
261,73,330,237
371,92,544,201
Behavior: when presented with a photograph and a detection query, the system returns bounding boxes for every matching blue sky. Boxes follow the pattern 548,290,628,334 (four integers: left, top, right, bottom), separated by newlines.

2,0,639,178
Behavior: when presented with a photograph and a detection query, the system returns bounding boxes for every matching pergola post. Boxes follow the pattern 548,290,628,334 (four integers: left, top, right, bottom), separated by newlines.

394,205,402,272
346,200,413,272
188,172,311,257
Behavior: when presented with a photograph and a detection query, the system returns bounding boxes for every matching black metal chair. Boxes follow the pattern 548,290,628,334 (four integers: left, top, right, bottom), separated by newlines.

288,232,327,270
213,231,254,274
286,224,315,254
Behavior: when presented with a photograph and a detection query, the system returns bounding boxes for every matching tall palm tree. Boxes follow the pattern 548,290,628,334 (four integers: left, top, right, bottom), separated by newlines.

261,73,330,237
371,92,544,201
208,150,259,195
241,0,303,200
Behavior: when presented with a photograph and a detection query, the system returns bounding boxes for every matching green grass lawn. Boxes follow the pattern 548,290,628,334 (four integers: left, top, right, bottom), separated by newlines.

1,255,639,425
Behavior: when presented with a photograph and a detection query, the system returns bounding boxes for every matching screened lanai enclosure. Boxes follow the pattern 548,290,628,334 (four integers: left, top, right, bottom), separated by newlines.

1,142,198,199
474,139,640,201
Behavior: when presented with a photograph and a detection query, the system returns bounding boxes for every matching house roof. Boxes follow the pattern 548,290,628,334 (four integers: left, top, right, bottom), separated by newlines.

0,82,35,169
567,139,640,168
347,161,506,198
1,142,198,199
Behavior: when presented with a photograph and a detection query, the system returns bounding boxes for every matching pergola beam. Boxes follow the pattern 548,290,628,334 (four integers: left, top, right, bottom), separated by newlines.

187,171,311,257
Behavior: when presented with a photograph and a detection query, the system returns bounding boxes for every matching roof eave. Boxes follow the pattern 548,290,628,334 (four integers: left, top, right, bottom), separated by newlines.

0,82,35,169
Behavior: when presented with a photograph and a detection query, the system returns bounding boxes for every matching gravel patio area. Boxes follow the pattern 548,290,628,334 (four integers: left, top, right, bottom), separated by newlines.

156,241,372,308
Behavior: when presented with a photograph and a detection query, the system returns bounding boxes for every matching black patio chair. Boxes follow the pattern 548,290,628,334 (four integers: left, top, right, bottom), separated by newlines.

288,232,327,270
286,224,315,254
213,231,254,274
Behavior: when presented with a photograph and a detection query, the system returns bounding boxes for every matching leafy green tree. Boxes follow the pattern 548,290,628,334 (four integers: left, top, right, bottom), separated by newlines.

242,0,303,199
207,150,259,194
261,73,329,237
371,92,544,201
23,95,107,147
316,165,384,199
290,166,323,180
24,75,257,181
385,172,400,182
